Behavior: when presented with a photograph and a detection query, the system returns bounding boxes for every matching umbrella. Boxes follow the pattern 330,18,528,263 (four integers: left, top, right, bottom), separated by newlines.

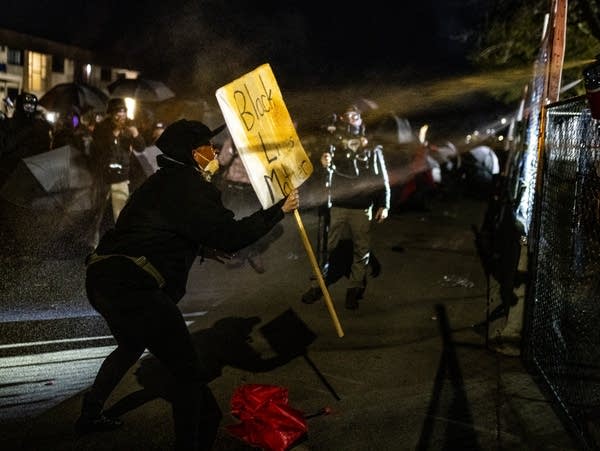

134,145,163,177
107,78,175,102
39,83,108,114
0,145,96,253
226,384,308,451
0,145,94,212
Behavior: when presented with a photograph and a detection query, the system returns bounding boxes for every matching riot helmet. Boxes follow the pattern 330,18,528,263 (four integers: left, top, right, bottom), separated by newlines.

342,105,362,126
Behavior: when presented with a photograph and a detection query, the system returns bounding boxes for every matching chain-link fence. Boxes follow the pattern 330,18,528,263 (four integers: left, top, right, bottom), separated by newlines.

524,95,600,449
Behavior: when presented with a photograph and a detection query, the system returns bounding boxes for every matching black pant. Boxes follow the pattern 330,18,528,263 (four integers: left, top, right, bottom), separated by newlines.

86,258,221,450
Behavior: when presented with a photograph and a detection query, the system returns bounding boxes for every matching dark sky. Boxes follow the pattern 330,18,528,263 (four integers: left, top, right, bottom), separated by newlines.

1,0,487,92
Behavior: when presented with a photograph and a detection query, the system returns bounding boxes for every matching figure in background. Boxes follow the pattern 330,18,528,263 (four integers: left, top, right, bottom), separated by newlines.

131,121,166,181
76,119,300,451
52,107,88,151
0,92,52,183
1,96,15,120
428,140,461,199
150,121,165,143
302,105,390,310
462,142,501,199
215,133,284,273
79,110,103,156
135,107,157,146
87,98,145,248
0,92,52,255
394,128,438,212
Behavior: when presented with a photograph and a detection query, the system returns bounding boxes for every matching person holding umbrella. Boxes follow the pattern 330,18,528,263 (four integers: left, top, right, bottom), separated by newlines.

76,119,300,451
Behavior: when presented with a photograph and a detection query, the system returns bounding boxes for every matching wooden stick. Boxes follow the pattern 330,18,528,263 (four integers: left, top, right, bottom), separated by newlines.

293,209,344,338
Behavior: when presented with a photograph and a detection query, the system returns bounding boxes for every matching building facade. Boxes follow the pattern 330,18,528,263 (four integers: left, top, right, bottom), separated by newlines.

0,27,138,115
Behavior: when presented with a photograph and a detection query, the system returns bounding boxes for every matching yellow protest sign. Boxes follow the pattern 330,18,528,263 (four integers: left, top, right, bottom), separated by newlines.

216,64,344,338
215,63,313,209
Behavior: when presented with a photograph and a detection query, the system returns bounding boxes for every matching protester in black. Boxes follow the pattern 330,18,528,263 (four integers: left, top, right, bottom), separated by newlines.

76,119,300,450
0,92,53,255
0,92,52,184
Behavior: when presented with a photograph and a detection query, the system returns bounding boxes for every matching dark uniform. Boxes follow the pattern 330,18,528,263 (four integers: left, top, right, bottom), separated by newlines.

303,107,390,309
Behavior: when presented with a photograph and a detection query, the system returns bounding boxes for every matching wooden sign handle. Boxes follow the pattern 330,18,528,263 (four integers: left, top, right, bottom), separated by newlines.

293,209,344,338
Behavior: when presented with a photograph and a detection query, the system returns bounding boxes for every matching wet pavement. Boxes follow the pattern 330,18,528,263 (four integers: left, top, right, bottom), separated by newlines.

0,194,580,450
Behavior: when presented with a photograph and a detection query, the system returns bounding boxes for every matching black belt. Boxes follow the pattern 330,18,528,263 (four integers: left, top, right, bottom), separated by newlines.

86,253,165,288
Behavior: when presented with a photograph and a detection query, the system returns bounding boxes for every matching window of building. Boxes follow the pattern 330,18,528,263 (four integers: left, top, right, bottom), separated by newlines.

28,51,47,92
7,48,23,65
101,67,112,82
52,56,64,73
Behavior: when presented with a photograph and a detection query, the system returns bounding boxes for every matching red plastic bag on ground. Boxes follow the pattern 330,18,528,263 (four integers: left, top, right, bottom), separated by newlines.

226,384,308,451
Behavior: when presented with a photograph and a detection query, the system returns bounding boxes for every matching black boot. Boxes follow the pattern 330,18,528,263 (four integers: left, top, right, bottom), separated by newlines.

75,392,123,435
301,287,323,304
345,287,363,310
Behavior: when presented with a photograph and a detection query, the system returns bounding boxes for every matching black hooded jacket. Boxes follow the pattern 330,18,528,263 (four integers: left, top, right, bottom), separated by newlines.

94,157,284,301
90,117,146,184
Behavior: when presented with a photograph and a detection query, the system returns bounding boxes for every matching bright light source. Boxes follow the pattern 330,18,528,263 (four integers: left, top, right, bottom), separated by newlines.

85,64,92,79
45,112,57,123
498,135,504,142
418,124,429,144
500,117,507,124
124,97,136,120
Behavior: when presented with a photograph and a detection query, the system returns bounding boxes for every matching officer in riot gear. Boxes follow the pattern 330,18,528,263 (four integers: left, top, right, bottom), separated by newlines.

302,105,390,310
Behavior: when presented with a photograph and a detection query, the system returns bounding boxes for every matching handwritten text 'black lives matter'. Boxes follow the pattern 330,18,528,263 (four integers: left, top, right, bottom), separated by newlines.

232,74,310,202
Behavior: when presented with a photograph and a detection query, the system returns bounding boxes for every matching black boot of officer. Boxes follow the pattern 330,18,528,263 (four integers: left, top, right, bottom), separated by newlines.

345,287,364,310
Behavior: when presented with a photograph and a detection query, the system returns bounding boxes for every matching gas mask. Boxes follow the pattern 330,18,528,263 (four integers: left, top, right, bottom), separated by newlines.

17,93,38,117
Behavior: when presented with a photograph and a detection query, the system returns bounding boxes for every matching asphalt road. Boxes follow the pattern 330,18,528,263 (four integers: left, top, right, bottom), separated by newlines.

0,194,580,450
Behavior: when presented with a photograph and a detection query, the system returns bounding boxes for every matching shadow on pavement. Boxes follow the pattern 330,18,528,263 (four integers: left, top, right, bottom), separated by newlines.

417,304,482,450
105,315,299,419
